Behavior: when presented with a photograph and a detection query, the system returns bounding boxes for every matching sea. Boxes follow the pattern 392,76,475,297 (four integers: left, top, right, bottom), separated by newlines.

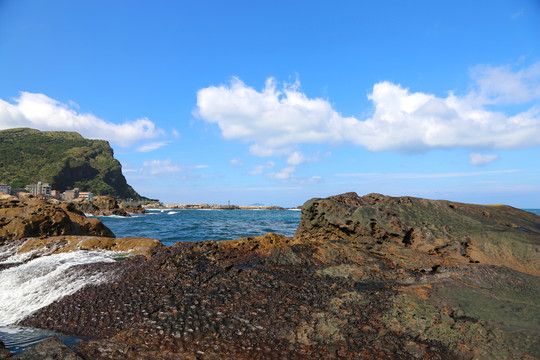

0,207,538,354
98,208,302,245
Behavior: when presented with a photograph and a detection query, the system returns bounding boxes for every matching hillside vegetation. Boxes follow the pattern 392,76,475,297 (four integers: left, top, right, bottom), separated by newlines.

0,128,140,199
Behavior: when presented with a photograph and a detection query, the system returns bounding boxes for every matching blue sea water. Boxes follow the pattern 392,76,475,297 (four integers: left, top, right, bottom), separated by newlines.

524,209,540,216
97,209,303,245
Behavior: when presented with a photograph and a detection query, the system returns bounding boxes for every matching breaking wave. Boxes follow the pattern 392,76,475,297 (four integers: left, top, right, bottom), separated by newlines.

0,251,118,326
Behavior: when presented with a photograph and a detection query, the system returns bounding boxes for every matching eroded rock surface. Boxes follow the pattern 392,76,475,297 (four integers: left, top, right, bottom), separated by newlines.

12,193,540,359
11,336,81,360
72,196,131,217
0,198,114,244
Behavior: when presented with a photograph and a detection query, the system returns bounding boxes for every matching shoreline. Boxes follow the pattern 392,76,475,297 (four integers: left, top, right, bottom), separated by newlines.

147,203,295,210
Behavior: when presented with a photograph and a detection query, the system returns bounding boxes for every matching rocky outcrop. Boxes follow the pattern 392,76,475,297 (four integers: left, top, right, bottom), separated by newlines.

11,235,161,260
120,204,147,214
296,192,540,276
0,198,114,244
11,337,81,360
14,193,540,359
0,339,10,360
72,196,130,217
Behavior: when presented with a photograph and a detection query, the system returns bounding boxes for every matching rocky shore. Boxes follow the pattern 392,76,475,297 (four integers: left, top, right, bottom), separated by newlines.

72,196,147,217
1,193,539,359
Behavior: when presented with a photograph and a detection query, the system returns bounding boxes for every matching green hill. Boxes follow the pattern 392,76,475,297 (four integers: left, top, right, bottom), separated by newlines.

0,128,142,199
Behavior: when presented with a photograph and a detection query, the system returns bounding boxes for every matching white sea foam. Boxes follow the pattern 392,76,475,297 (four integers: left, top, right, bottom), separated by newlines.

0,251,118,326
97,215,131,219
167,211,179,215
0,249,42,265
0,243,23,262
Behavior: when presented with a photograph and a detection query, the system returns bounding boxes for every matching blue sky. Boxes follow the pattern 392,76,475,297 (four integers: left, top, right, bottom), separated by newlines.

1,0,539,207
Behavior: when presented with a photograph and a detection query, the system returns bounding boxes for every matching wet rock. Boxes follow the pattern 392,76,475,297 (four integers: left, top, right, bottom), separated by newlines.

120,204,147,214
11,337,81,359
0,339,11,359
16,235,162,259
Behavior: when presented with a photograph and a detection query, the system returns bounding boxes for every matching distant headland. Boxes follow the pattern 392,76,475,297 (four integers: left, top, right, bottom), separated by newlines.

0,128,145,200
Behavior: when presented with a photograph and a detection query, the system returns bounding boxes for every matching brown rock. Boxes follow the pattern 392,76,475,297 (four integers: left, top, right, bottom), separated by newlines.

16,193,540,360
295,192,540,276
72,196,130,217
17,235,161,259
11,337,81,360
0,198,114,244
120,205,147,214
0,339,11,359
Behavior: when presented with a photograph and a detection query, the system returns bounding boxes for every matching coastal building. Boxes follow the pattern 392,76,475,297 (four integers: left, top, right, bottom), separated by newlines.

25,182,51,197
50,190,62,200
62,188,80,201
78,191,93,200
0,183,11,195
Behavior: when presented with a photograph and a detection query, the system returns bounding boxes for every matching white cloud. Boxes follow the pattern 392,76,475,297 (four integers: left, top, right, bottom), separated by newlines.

137,141,171,152
267,166,296,181
469,152,499,166
195,63,540,155
286,151,307,166
267,166,322,184
142,159,208,176
230,158,243,167
0,92,163,147
469,62,540,104
249,161,274,175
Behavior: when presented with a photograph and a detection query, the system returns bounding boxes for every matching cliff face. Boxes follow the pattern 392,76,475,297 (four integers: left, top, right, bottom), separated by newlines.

0,128,140,199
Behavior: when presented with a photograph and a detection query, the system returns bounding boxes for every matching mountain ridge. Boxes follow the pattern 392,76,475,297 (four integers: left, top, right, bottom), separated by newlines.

0,127,141,199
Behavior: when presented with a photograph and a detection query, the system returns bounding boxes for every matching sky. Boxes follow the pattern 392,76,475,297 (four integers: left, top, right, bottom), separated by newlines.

0,0,539,207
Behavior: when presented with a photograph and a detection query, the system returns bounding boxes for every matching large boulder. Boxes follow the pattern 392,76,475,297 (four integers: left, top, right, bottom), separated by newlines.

0,198,114,244
72,196,130,217
296,192,540,276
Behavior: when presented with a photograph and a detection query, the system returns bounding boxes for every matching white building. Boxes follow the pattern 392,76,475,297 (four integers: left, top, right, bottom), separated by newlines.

78,191,93,200
25,181,51,197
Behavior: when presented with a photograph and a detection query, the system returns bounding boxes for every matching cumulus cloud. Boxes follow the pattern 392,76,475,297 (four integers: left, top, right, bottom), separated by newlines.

286,151,308,166
267,166,322,184
469,62,540,104
195,62,540,155
137,141,171,152
0,92,163,147
469,152,499,166
230,158,244,167
249,161,274,175
142,159,208,176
